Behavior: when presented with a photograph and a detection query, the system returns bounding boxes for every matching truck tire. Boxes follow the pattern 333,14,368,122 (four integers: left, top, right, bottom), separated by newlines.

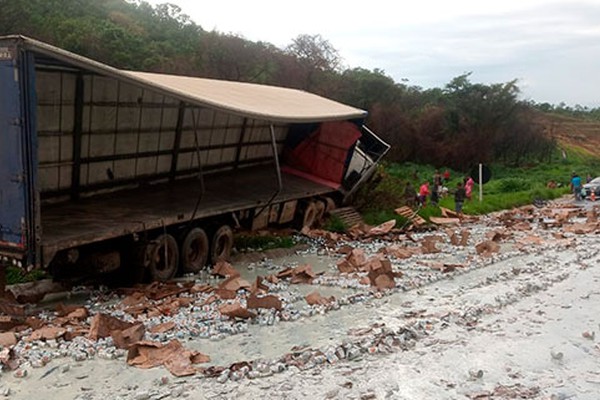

314,201,326,226
302,201,319,229
148,234,179,281
181,228,209,273
210,225,233,263
323,196,337,214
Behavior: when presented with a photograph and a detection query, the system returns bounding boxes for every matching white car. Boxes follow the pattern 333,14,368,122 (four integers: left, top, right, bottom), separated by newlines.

581,177,600,198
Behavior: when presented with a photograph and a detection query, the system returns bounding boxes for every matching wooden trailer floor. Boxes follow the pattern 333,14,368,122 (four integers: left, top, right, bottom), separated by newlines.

41,165,335,253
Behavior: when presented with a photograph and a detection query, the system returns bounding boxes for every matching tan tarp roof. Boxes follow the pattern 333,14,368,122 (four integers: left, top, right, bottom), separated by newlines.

7,35,367,123
122,71,366,123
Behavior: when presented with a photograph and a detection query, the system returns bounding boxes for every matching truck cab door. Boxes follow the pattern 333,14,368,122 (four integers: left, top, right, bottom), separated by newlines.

342,125,390,199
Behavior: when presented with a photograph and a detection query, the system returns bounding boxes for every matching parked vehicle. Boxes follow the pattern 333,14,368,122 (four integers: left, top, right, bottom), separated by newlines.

0,35,389,281
581,177,600,198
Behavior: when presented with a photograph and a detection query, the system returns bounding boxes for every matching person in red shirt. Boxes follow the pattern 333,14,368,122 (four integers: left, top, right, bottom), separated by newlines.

419,181,430,206
465,176,475,200
443,169,450,183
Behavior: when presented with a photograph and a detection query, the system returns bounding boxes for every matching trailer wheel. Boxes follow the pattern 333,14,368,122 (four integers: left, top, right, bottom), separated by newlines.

181,228,209,273
210,225,233,263
148,234,179,281
323,197,337,214
314,201,326,226
302,201,319,229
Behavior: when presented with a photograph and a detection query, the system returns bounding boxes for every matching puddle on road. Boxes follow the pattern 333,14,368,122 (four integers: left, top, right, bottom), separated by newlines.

186,294,383,366
237,253,337,279
186,249,567,367
187,253,372,366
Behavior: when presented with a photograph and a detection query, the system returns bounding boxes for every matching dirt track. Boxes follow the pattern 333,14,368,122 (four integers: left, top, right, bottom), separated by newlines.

1,198,599,400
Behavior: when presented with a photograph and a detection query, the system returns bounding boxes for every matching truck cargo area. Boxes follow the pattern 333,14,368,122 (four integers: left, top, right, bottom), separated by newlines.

41,165,333,253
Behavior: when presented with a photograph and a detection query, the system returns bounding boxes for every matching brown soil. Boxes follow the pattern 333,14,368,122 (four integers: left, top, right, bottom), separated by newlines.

534,111,600,156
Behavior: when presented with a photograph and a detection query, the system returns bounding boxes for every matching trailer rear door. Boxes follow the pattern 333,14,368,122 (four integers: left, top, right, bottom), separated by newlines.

0,45,38,266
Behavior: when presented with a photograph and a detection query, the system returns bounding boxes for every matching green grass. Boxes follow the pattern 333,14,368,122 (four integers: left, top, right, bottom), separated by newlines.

5,265,48,285
234,234,296,251
362,209,410,228
436,186,568,215
322,215,348,233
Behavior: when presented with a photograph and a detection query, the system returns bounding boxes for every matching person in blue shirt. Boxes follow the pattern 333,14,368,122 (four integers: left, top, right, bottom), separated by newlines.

570,172,582,201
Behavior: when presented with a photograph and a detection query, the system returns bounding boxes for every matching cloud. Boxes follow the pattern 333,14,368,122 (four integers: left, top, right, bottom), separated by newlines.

147,0,600,106
336,1,600,105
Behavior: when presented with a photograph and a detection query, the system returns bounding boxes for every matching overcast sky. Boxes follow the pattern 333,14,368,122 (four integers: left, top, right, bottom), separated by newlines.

146,0,600,107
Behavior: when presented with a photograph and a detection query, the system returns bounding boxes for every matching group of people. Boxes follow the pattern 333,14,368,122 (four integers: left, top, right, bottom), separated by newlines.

405,169,475,214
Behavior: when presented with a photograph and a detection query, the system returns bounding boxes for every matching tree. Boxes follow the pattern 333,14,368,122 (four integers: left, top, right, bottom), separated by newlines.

285,34,342,90
285,34,342,72
196,32,278,82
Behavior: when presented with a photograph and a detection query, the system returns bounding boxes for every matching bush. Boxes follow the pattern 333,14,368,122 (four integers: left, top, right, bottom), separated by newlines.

417,204,443,221
5,266,47,285
323,215,348,233
495,178,530,193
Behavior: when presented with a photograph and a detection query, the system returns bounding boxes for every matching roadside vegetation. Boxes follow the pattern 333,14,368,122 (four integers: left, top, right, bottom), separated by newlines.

6,265,48,285
354,146,599,226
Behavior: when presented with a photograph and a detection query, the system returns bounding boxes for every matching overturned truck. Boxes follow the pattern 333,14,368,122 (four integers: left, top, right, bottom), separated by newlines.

0,35,389,281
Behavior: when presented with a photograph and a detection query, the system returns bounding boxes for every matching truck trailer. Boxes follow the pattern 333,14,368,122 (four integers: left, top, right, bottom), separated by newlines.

0,35,389,282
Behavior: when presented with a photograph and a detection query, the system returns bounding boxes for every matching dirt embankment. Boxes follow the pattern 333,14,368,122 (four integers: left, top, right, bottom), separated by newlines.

535,112,600,157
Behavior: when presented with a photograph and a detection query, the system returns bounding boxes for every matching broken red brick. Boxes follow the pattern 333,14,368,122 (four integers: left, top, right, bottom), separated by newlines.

475,240,501,256
88,313,136,341
211,261,240,278
111,323,145,350
218,302,256,319
144,282,193,301
218,276,251,292
379,245,414,259
0,347,18,370
277,265,316,282
27,326,66,342
120,292,147,308
0,316,22,332
372,273,395,290
247,294,283,310
127,339,210,377
189,284,214,294
421,236,443,254
430,217,460,225
367,219,396,236
214,289,237,300
336,245,354,255
0,332,17,347
149,321,176,334
250,276,269,294
305,291,335,306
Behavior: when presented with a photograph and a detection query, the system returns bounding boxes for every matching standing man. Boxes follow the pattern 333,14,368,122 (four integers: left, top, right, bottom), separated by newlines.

419,181,430,207
454,182,466,214
443,169,451,183
404,181,416,207
430,182,440,206
571,172,582,201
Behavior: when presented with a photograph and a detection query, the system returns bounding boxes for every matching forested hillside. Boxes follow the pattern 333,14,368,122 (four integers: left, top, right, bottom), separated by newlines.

2,0,598,169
